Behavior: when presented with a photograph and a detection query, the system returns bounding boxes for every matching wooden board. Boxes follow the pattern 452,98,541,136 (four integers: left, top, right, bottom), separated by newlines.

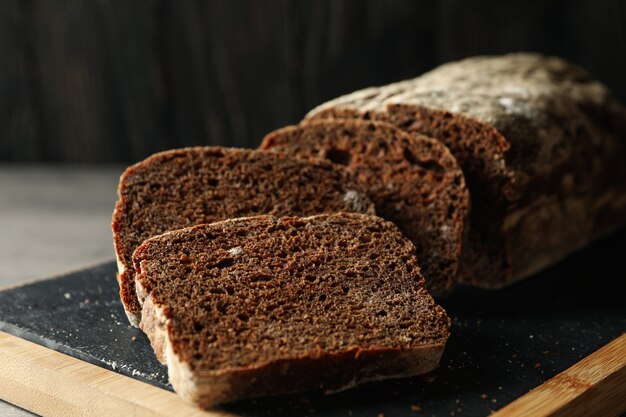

1,332,624,417
494,334,626,417
1,230,625,416
0,331,229,417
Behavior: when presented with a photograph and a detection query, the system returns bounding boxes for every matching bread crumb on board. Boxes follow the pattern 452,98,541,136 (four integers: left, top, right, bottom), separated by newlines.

410,403,423,412
420,372,437,383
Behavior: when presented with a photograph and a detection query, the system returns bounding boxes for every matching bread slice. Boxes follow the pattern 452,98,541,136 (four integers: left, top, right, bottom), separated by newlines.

260,119,469,296
133,213,450,407
306,53,626,288
112,147,375,326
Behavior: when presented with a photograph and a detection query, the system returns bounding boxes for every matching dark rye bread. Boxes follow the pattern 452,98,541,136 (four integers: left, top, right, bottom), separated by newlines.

112,147,375,326
133,213,450,407
260,119,469,295
307,53,626,288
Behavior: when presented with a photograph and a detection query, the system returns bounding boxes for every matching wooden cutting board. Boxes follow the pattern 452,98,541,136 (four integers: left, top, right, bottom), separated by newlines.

1,231,625,417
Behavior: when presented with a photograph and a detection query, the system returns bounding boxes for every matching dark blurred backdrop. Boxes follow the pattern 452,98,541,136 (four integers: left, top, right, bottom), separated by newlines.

1,0,625,163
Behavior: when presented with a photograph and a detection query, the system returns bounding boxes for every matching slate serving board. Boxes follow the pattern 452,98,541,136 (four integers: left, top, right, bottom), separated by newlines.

1,231,625,417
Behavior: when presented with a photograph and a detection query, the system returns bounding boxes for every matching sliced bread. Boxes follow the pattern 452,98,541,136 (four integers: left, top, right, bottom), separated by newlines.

306,53,626,288
112,147,375,326
260,119,469,295
133,213,451,407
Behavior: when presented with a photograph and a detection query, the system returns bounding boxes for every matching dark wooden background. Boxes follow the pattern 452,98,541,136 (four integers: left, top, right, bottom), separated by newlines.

1,0,625,163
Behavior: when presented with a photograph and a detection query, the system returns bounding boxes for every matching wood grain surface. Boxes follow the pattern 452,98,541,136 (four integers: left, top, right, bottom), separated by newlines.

493,333,626,417
0,331,232,417
2,331,625,417
1,0,625,163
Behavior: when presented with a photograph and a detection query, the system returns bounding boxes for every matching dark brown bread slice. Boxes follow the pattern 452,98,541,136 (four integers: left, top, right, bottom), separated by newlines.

260,119,469,296
307,53,626,288
112,147,375,326
133,213,451,407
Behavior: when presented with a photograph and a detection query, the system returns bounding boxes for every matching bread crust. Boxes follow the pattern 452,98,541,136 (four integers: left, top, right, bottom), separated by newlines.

307,53,626,288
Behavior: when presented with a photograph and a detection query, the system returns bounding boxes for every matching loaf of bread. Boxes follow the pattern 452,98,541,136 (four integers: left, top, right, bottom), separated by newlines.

307,53,626,288
133,213,451,406
112,147,375,326
260,119,469,295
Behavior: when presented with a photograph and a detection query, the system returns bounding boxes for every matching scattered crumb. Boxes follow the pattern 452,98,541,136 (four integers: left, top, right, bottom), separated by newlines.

63,292,72,300
543,350,550,354
491,398,497,403
131,336,137,342
529,334,534,339
420,372,437,383
512,353,517,358
377,413,384,417
480,393,489,400
410,404,422,412
535,362,542,369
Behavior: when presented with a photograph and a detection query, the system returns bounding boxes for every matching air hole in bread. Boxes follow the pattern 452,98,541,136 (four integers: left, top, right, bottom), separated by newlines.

214,258,234,269
326,148,352,166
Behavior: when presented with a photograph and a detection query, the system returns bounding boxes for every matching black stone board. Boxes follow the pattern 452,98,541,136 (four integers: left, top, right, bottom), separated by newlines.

1,231,625,417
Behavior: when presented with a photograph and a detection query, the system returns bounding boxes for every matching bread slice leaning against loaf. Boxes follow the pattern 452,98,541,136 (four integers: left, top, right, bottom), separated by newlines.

261,119,469,296
133,213,451,407
307,53,626,288
112,147,375,326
